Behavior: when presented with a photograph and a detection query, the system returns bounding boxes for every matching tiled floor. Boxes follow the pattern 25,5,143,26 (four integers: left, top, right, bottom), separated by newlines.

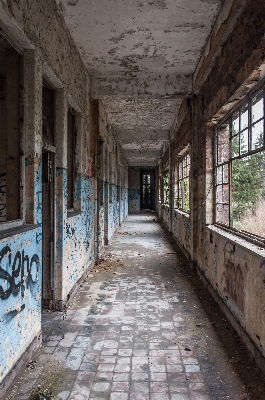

4,214,265,400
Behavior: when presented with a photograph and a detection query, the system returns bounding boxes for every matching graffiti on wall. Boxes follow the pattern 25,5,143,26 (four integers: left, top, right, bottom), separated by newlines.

0,246,40,300
0,172,6,222
221,242,245,313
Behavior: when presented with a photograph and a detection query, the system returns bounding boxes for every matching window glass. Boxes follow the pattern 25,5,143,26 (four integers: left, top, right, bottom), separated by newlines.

251,119,264,150
232,111,240,135
240,129,248,155
232,134,239,158
240,103,248,130
252,91,263,123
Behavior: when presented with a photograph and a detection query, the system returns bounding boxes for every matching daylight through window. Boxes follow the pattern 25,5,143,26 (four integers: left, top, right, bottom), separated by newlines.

215,87,265,238
175,151,190,212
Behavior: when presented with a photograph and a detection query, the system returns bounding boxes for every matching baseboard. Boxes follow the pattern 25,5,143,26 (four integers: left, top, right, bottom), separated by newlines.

196,266,265,376
0,331,42,400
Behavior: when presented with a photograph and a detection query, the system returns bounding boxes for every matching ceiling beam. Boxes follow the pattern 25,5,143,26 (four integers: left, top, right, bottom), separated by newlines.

127,160,158,167
113,128,169,141
91,74,192,99
123,149,161,158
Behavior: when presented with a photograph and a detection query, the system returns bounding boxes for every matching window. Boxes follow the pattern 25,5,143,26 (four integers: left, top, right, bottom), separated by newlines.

0,35,22,223
158,174,162,203
142,174,151,205
99,141,104,205
109,152,112,203
215,86,265,239
67,107,77,210
175,151,190,212
163,171,169,206
42,83,55,146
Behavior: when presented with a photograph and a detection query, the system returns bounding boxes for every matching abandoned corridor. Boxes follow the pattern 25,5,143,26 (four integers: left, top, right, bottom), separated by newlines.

5,214,265,400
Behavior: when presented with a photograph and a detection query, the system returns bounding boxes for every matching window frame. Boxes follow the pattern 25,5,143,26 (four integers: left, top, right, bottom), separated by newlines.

0,34,24,230
214,82,265,245
67,106,77,211
175,146,190,213
162,169,169,206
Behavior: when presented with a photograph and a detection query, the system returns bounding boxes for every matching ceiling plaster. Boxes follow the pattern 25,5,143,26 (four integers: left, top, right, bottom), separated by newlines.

62,0,223,166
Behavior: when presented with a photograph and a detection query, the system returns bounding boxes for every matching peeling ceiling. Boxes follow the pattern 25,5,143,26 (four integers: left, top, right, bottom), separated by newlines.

62,0,223,166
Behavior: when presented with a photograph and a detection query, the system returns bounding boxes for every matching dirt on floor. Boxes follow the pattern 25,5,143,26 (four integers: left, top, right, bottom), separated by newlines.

169,240,265,400
4,227,265,400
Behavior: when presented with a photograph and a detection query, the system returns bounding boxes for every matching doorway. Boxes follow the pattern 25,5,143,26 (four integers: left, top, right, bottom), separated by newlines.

42,82,55,308
140,169,155,210
42,150,55,308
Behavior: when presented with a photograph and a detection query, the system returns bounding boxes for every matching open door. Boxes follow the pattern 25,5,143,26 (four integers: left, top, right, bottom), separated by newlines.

140,169,155,210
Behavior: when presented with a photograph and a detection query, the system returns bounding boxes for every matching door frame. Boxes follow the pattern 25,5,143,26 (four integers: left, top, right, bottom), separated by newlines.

42,142,56,309
140,169,156,210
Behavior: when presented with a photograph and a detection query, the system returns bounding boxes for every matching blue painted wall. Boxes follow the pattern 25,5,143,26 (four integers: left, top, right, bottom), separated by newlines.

55,170,96,301
0,159,42,382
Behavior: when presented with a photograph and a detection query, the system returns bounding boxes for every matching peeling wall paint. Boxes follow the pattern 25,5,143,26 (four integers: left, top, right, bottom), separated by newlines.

0,0,93,387
0,230,41,381
0,159,42,381
205,227,265,353
157,0,265,363
61,174,95,301
172,210,191,253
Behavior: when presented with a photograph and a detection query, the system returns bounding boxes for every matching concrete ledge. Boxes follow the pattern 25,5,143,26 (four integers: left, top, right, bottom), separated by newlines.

197,266,265,376
0,331,42,399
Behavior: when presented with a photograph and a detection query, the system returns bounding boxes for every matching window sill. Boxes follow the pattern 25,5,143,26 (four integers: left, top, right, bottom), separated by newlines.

208,224,265,257
67,210,82,219
174,209,190,218
0,223,38,240
0,219,24,231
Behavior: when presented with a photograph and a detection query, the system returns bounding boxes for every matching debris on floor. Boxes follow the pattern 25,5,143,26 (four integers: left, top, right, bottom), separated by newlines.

4,214,265,400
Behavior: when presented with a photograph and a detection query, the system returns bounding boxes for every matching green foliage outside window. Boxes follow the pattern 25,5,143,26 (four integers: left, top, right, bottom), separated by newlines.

215,88,265,237
163,172,169,206
232,134,265,225
176,152,190,212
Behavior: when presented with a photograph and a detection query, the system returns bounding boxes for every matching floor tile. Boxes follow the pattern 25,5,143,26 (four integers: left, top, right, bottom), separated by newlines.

5,214,263,400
